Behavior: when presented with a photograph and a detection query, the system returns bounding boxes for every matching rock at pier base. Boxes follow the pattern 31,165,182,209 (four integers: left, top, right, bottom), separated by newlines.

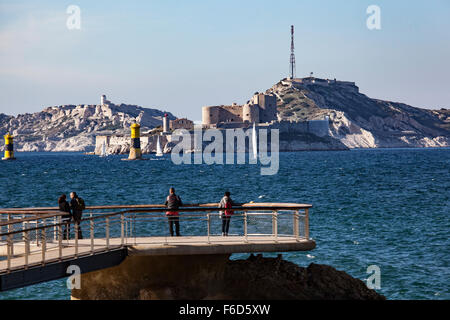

71,254,231,300
71,254,385,300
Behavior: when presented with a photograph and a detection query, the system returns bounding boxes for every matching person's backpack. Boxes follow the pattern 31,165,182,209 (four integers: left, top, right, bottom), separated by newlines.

76,197,86,211
167,194,181,210
224,198,233,216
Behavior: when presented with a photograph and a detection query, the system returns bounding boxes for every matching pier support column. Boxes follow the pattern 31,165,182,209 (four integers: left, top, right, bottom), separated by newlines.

128,123,142,160
2,133,16,161
71,254,231,300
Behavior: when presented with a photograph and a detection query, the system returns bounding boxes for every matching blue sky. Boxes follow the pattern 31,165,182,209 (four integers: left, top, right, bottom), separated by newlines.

0,0,449,120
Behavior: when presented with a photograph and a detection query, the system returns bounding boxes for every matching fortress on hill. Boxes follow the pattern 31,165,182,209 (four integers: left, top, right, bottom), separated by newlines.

94,26,340,155
202,93,278,128
201,88,329,138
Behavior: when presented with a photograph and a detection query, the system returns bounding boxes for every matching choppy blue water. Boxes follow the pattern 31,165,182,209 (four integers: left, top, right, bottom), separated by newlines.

0,149,449,300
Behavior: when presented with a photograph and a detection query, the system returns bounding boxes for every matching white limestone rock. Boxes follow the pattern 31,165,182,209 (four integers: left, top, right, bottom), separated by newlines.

270,79,450,148
0,103,176,152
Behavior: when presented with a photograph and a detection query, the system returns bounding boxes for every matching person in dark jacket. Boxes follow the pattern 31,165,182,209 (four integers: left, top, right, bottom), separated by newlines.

70,192,84,239
164,187,182,236
219,191,234,236
58,194,72,240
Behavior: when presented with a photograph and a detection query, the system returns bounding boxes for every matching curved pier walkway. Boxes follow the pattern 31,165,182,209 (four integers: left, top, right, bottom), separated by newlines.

0,203,314,291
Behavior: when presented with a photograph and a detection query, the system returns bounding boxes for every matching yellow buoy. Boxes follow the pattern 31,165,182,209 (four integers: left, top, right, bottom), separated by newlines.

128,123,142,160
2,133,16,161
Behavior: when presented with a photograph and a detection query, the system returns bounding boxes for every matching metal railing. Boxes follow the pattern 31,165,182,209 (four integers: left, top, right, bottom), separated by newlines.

0,203,311,273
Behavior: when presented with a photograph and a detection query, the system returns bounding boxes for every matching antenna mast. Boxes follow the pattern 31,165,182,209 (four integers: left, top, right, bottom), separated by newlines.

289,25,296,79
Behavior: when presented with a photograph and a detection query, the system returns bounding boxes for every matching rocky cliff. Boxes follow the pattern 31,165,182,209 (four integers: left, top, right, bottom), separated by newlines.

270,79,450,148
0,103,176,152
72,254,385,300
2,79,448,152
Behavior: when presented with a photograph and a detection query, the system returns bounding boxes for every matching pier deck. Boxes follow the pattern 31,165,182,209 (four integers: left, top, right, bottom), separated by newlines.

0,203,313,291
0,236,315,272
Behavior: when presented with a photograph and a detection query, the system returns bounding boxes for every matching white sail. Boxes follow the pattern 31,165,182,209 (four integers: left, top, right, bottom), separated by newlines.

156,135,163,156
252,122,258,159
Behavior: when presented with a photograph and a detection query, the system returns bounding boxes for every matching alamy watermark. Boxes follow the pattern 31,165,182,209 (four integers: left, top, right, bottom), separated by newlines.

366,265,381,290
66,5,81,30
66,265,81,289
170,126,279,176
366,5,381,30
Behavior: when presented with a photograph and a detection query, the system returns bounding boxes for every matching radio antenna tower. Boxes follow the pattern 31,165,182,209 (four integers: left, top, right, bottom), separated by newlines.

289,25,296,79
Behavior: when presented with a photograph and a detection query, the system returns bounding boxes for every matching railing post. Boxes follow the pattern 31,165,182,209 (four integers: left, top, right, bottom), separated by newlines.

272,211,278,242
7,213,13,256
74,222,79,258
35,218,39,246
133,214,137,245
304,208,310,240
244,211,248,243
58,216,62,261
41,228,46,266
207,212,211,244
53,215,57,241
90,219,94,255
22,213,25,242
294,210,299,240
106,217,110,250
121,214,125,246
24,230,29,269
7,234,12,273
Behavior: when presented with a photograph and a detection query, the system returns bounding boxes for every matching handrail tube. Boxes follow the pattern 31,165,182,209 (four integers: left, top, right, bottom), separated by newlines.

0,202,312,213
0,209,305,237
0,210,302,229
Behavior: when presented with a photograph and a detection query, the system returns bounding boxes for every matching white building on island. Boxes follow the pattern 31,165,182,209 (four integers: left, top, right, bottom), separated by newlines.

101,95,111,105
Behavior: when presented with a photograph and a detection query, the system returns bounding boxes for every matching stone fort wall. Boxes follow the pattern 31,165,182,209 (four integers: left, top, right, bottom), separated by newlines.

268,119,329,137
202,94,278,126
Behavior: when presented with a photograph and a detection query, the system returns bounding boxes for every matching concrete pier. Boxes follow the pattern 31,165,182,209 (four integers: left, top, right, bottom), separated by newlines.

0,203,313,293
70,236,314,299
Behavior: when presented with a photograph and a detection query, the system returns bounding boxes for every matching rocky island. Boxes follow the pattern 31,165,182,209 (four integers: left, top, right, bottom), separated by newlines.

1,78,449,153
273,77,449,148
0,98,176,152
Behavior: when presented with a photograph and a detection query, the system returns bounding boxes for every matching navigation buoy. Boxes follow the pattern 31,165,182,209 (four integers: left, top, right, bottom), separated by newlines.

128,123,142,160
2,133,16,161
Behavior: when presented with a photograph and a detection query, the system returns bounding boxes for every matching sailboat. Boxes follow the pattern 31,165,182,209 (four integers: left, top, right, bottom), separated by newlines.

156,135,163,157
100,141,109,157
252,122,258,159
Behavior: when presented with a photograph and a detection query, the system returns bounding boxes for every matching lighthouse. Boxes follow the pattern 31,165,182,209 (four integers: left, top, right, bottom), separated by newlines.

162,113,169,134
101,95,110,105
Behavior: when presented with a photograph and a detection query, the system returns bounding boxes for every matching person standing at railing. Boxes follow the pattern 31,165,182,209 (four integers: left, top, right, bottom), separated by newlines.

70,192,85,239
58,194,72,240
219,191,234,236
164,187,182,237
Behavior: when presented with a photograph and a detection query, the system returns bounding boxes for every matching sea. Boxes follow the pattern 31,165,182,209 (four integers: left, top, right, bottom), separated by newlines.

0,148,449,300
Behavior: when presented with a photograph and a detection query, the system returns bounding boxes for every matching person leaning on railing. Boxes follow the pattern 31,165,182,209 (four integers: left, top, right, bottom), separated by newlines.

164,187,182,237
219,191,234,236
58,194,72,240
70,192,85,239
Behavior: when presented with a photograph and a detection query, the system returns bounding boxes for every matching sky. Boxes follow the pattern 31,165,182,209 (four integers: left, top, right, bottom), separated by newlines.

0,0,449,120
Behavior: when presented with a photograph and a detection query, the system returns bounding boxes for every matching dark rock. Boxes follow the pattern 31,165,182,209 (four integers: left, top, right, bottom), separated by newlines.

72,254,385,300
221,255,385,300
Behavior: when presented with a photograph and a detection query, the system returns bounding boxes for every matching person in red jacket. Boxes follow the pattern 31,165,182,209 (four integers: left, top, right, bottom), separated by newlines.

219,191,234,236
164,187,182,236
